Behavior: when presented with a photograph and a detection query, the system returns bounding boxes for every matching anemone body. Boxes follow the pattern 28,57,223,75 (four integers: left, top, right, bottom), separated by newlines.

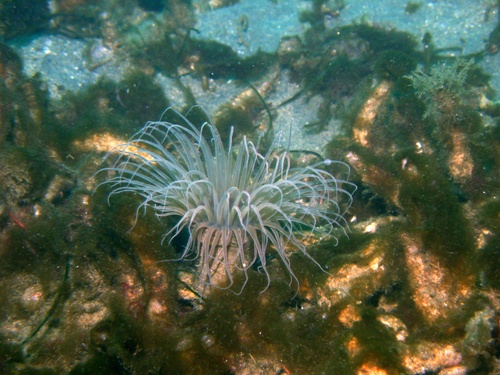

101,107,355,292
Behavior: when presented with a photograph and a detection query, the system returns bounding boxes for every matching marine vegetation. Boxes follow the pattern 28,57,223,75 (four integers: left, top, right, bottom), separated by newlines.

406,58,476,122
99,107,356,293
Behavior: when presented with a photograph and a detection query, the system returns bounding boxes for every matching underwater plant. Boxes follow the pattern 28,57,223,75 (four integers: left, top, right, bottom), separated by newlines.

99,107,355,293
406,58,475,123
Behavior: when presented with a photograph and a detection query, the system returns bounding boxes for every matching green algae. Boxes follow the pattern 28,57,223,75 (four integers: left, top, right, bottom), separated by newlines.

49,71,170,157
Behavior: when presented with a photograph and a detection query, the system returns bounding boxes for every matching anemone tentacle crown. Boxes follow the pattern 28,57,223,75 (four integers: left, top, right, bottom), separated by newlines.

100,107,356,293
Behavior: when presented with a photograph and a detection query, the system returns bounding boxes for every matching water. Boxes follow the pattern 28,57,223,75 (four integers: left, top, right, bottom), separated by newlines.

0,1,498,374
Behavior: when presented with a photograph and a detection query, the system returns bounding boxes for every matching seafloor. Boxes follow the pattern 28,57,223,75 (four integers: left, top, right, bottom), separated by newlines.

0,0,499,374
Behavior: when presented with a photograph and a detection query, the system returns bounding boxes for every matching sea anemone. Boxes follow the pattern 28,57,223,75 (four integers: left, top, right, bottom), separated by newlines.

100,107,355,293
